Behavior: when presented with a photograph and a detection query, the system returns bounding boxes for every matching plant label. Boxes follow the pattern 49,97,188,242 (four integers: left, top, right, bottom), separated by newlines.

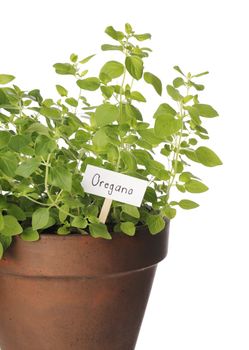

82,165,148,207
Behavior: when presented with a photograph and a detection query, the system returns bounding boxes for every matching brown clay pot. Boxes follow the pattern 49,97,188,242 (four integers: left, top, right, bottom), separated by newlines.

0,224,169,350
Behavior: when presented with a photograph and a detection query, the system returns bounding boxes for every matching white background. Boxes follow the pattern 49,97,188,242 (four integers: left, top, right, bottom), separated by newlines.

1,0,248,349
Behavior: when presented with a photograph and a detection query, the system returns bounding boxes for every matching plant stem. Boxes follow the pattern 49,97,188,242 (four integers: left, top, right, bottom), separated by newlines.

43,154,76,218
74,87,82,114
23,195,50,207
119,67,126,116
130,78,134,90
115,54,127,172
166,103,184,200
113,49,129,219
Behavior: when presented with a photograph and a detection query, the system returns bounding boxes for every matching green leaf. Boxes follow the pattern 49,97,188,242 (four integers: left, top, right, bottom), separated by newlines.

57,226,70,235
105,26,124,41
136,140,150,150
166,85,182,101
161,146,171,157
26,123,49,136
147,160,169,180
121,204,140,219
53,63,76,75
35,135,56,157
39,106,61,119
79,54,96,64
125,104,142,121
41,216,55,230
29,89,43,104
189,138,198,145
120,221,136,236
76,77,100,91
153,103,176,118
130,91,146,102
162,205,177,219
7,204,26,221
99,61,124,83
0,234,12,250
65,97,78,107
136,139,152,150
190,81,204,91
16,158,40,178
125,23,133,34
196,146,222,167
89,223,112,239
176,184,186,193
59,205,69,222
173,77,185,88
179,199,199,209
144,187,157,203
173,66,185,76
184,106,200,124
182,95,194,104
0,242,3,259
134,33,151,41
194,104,218,118
144,72,162,96
70,53,78,63
21,227,39,241
179,172,200,182
49,166,72,192
133,149,153,165
193,71,209,78
56,85,68,97
0,112,9,123
100,86,114,98
32,208,50,230
154,113,182,138
146,214,165,234
92,129,110,148
8,135,29,152
138,129,162,146
71,216,87,229
101,44,123,52
0,214,4,231
182,149,200,163
106,144,118,162
95,104,119,127
0,74,15,85
0,152,18,177
0,131,11,149
172,159,184,173
120,150,137,172
0,215,23,236
185,180,209,193
125,56,143,80
80,70,88,77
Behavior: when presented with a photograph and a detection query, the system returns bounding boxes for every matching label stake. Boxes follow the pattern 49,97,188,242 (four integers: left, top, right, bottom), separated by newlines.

99,198,112,224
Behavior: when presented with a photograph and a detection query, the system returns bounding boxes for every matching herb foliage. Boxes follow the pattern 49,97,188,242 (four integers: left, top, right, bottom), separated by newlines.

0,24,222,257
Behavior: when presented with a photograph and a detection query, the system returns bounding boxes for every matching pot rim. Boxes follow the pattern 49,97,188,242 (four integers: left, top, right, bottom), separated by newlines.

0,223,169,278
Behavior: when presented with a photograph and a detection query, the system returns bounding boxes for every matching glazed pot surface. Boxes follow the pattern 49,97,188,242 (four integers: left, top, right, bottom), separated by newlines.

0,225,169,350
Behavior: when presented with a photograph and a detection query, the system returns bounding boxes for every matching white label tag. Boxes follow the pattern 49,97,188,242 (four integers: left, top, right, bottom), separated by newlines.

82,165,148,207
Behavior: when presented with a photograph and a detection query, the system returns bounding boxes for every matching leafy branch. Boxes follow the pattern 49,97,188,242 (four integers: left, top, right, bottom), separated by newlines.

0,23,222,257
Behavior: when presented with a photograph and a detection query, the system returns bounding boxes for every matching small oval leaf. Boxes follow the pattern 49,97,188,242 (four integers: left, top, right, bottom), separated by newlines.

125,56,143,80
196,146,222,167
144,72,162,96
0,74,15,85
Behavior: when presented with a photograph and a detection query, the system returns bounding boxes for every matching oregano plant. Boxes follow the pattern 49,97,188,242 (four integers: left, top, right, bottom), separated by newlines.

0,23,222,258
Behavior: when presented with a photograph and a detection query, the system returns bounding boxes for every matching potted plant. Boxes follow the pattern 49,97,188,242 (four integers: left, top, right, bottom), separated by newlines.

0,24,222,350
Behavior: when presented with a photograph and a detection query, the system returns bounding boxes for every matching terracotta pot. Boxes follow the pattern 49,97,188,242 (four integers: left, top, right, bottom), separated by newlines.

0,224,169,350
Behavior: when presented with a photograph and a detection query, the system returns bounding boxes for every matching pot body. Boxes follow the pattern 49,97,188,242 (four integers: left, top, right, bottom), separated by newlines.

0,224,169,350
